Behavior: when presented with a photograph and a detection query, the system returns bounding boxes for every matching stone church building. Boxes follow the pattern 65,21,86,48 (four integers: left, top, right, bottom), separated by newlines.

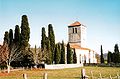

67,21,97,64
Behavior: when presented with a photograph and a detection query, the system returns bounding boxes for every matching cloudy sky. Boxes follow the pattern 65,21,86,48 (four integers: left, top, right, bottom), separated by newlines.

0,0,120,54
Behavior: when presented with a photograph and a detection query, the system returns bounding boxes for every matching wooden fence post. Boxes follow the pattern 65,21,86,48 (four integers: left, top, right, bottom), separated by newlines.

23,73,27,79
81,69,88,79
90,71,93,79
99,73,102,79
43,73,47,79
117,73,119,79
109,74,112,79
81,69,85,79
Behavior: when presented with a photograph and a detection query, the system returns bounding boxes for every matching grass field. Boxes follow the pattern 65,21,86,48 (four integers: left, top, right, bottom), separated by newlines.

0,67,120,79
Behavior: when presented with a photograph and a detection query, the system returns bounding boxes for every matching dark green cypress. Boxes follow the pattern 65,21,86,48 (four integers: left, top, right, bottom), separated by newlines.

34,45,37,64
107,51,112,63
60,41,65,64
48,40,52,64
100,45,104,63
67,43,73,64
54,44,60,64
41,27,47,51
4,31,9,44
73,49,77,64
8,29,13,47
58,43,61,64
111,53,115,63
20,15,30,49
20,15,34,66
114,44,120,63
48,24,55,63
45,38,52,64
8,29,14,60
14,25,20,45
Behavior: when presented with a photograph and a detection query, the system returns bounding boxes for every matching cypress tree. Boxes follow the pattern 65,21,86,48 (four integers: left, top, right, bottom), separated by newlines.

20,15,34,66
48,24,55,63
60,41,65,64
4,31,9,44
48,40,52,64
34,45,37,64
58,43,61,64
14,25,20,45
67,43,73,64
20,15,30,49
8,29,14,62
41,27,47,51
112,53,115,63
107,51,112,63
73,49,77,64
46,38,52,64
8,29,13,47
54,44,60,64
100,45,104,63
114,44,120,63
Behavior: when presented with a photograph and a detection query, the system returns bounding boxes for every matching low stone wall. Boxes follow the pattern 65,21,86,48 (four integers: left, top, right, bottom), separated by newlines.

45,64,83,69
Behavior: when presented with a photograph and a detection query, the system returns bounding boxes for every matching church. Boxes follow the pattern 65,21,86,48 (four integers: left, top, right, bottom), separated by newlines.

67,21,97,64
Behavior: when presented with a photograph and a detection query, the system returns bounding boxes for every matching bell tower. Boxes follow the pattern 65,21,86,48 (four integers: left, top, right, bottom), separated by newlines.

68,21,86,47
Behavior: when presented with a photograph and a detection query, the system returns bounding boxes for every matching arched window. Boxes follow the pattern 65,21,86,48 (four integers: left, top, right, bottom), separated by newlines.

73,28,74,33
75,28,77,33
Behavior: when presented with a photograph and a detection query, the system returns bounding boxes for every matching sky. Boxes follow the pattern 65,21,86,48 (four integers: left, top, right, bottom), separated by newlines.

0,0,120,54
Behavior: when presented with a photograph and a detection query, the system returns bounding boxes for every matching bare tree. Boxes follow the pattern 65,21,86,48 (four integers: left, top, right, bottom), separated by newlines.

7,43,24,73
32,45,39,68
0,43,8,65
38,48,50,64
0,43,23,73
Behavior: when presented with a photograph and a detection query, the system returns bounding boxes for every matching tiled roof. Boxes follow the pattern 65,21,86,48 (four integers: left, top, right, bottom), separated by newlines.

69,21,81,26
70,44,90,51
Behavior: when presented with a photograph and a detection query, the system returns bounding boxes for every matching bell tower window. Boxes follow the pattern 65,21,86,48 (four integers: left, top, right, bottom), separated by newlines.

73,28,74,33
75,28,77,33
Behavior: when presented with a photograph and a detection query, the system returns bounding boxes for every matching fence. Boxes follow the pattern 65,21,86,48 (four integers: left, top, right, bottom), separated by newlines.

0,68,120,79
81,69,120,79
21,69,120,79
87,72,120,79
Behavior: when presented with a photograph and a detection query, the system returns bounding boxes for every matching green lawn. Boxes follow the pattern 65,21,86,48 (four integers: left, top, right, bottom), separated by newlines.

0,67,120,79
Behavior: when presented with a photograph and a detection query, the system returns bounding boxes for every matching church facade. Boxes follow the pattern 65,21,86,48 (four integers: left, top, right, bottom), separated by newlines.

67,21,97,64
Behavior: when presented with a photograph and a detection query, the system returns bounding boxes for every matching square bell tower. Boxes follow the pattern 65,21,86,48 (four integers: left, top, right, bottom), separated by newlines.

68,21,86,47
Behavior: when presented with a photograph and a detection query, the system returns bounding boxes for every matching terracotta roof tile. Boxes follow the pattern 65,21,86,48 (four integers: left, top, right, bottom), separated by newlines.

70,44,90,51
69,21,81,26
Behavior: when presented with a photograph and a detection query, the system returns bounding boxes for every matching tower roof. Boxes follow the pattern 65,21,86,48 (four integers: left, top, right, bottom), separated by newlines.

69,21,81,27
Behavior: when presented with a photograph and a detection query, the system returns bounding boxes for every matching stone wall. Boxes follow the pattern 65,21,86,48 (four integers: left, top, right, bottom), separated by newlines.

45,64,83,69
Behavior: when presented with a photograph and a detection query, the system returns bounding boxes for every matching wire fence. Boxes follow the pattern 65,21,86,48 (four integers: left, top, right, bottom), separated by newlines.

0,68,120,79
81,69,120,79
85,74,120,79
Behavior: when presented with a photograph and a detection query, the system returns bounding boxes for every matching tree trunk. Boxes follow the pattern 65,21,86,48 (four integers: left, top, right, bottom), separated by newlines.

7,63,10,73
